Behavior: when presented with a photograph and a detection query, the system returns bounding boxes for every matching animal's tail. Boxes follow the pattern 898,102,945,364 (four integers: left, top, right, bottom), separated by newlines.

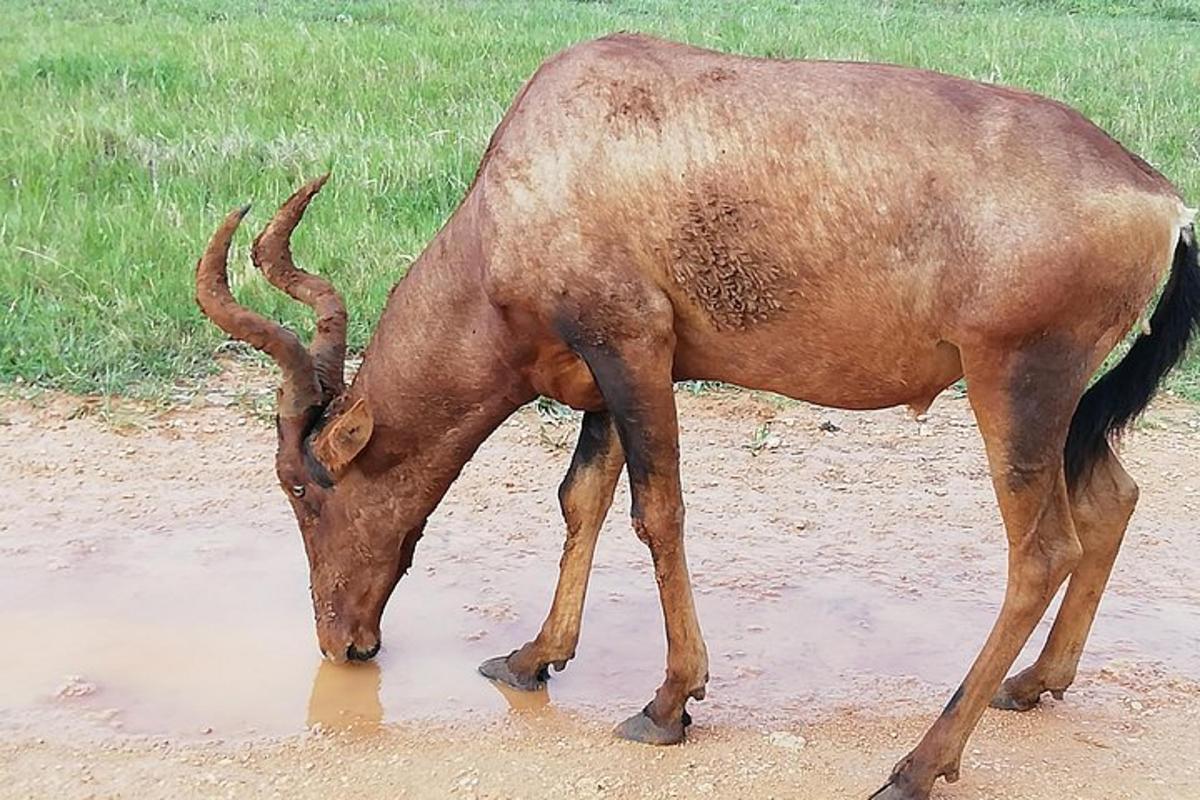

1065,223,1200,488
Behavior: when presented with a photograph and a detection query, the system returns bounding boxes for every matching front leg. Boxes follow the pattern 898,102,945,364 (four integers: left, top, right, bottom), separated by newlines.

480,411,623,690
577,332,709,746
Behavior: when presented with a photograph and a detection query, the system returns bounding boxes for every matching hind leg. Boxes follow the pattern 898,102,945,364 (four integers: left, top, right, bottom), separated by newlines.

480,411,624,690
873,341,1088,799
991,444,1138,711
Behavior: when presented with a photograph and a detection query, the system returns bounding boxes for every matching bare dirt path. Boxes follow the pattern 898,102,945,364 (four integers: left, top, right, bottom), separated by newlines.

1,371,1198,799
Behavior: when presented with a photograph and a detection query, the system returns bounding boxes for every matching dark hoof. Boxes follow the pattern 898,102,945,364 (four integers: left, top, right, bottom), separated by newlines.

477,652,548,692
990,665,1071,712
868,779,927,800
868,751,952,800
613,705,691,746
990,689,1040,712
990,678,1062,712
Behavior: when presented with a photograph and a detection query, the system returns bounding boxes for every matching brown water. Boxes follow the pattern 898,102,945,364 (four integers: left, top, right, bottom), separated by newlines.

1,392,1197,741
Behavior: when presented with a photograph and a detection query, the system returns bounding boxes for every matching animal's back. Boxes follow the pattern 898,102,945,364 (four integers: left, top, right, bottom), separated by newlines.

477,34,1187,411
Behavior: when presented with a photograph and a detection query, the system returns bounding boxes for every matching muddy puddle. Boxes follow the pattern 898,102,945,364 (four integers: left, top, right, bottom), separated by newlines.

1,391,1197,742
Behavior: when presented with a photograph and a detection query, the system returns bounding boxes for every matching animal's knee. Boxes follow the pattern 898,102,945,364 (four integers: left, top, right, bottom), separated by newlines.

1091,445,1139,506
1072,448,1140,534
1031,527,1083,585
1044,506,1084,578
1109,458,1139,512
1055,535,1085,578
631,501,684,548
1010,524,1081,611
632,517,653,547
557,470,574,509
558,461,620,534
557,469,584,520
1046,537,1082,587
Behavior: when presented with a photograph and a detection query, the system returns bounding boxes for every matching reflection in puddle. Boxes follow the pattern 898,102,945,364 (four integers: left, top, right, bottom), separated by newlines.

304,646,552,735
307,662,383,732
485,677,552,716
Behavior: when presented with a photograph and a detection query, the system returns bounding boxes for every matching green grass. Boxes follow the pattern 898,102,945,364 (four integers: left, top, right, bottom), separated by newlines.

1,0,1198,397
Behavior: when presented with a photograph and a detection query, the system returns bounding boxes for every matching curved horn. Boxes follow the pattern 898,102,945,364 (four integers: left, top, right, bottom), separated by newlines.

195,205,323,418
251,174,347,403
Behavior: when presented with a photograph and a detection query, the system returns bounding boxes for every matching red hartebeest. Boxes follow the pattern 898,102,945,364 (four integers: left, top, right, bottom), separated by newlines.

196,34,1199,799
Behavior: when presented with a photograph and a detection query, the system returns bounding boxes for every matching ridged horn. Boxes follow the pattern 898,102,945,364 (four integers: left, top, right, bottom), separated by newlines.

195,204,323,418
251,174,347,403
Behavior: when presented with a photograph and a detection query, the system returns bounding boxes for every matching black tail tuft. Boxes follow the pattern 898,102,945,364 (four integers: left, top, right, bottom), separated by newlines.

1065,225,1200,488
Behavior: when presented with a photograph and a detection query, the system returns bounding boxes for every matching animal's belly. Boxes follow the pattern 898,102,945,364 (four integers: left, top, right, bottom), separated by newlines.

529,327,964,415
673,327,964,413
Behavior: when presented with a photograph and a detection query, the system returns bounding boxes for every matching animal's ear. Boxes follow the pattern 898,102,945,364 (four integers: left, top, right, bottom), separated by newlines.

311,398,374,475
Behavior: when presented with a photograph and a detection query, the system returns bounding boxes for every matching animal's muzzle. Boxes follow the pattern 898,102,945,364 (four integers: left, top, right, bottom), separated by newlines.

347,641,381,662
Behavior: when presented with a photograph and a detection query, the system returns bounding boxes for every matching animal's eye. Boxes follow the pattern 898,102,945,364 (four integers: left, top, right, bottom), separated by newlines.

290,484,306,498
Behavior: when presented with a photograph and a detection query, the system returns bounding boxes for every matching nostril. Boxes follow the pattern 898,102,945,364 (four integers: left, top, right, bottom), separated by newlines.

346,642,380,662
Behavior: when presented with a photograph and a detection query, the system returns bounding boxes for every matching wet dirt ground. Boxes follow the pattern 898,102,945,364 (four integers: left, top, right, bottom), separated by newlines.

1,370,1198,799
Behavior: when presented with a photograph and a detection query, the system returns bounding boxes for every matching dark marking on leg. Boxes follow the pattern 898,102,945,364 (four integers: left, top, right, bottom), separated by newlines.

570,411,614,470
555,324,657,493
581,352,652,486
942,683,965,716
557,409,616,506
1004,335,1088,492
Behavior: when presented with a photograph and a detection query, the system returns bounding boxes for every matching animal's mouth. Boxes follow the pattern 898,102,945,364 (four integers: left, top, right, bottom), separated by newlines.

319,629,382,664
346,641,381,662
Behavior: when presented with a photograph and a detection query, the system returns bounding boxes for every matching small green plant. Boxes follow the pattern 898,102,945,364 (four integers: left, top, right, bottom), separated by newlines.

677,380,726,396
534,396,577,425
744,421,783,456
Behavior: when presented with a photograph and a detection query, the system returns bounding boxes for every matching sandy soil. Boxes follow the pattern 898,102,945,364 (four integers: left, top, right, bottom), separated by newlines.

1,368,1198,799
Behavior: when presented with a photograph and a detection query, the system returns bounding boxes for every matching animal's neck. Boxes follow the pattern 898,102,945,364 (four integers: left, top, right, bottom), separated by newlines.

347,211,534,525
